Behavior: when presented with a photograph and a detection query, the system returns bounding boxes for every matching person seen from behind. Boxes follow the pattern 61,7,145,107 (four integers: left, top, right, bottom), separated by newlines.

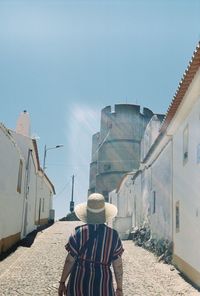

58,193,124,296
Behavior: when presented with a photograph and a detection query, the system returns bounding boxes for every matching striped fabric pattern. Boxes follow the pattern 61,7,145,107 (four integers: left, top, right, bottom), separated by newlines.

65,223,124,296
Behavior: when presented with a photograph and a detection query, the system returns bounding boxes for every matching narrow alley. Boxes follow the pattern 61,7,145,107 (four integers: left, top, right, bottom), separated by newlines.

0,222,199,296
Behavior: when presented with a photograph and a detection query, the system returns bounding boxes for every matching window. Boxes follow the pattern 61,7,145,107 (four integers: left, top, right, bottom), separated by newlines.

176,201,180,232
17,159,23,193
197,144,200,164
104,163,111,171
152,191,156,214
183,125,189,164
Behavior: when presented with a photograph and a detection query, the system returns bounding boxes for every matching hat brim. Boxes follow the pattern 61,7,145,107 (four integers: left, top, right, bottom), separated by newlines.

74,202,118,224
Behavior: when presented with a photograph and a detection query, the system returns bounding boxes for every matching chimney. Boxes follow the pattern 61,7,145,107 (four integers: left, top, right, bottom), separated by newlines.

16,110,31,137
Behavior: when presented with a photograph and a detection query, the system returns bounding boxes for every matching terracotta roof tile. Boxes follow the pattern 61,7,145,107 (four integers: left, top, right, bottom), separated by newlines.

160,42,200,133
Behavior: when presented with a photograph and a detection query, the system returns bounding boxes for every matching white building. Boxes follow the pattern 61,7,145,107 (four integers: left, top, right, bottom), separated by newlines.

140,132,173,241
160,42,200,287
0,123,25,253
110,114,172,241
10,131,55,235
110,42,200,288
109,172,135,239
0,112,55,254
35,168,55,226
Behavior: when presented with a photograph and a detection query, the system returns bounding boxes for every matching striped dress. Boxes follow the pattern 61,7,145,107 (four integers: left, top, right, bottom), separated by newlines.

65,223,124,296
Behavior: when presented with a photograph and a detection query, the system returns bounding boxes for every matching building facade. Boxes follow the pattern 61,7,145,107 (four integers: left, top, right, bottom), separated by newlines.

0,112,55,254
0,123,25,253
109,115,172,240
109,42,200,288
160,43,200,287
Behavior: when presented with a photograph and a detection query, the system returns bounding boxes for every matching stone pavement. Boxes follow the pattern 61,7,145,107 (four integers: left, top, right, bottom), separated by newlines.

0,221,199,296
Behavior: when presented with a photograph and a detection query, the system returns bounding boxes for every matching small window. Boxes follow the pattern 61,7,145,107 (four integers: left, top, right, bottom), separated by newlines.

17,159,23,193
176,201,180,232
152,191,156,214
104,163,111,171
183,125,189,164
197,144,200,164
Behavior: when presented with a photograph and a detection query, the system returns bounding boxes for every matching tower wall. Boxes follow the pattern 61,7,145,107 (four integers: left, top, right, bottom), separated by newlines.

88,104,155,200
88,132,100,195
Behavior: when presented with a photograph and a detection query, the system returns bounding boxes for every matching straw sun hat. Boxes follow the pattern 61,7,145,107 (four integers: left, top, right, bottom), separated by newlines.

74,193,118,224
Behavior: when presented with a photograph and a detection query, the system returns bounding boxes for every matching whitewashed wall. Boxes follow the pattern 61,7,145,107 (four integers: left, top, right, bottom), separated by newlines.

10,132,38,236
131,172,143,227
0,123,55,254
137,113,173,240
148,141,172,240
0,125,25,248
140,168,151,223
23,152,37,236
35,172,54,224
10,131,55,232
172,69,200,275
109,114,172,242
109,173,135,239
141,115,162,161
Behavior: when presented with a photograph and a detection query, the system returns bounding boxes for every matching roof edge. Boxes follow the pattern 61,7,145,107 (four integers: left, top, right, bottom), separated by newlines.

160,42,200,133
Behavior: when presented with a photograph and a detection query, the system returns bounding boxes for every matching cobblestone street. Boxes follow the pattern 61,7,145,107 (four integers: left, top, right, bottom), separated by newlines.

0,221,199,296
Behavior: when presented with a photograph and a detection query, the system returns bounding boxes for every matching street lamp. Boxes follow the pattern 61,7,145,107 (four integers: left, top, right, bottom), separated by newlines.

43,144,64,171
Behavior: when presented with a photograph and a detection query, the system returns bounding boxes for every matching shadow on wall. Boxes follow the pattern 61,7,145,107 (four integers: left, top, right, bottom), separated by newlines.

0,222,54,261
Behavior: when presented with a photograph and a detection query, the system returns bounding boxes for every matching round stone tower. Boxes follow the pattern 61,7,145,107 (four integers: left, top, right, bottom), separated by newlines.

88,132,100,194
88,104,154,201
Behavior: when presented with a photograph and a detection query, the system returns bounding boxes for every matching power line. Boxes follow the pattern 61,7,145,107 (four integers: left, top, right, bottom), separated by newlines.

55,179,71,197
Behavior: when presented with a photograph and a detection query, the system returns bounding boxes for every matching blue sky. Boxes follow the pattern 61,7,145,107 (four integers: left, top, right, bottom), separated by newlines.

0,0,199,219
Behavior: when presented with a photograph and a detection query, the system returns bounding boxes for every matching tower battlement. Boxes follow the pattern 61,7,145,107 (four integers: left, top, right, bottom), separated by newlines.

88,104,164,200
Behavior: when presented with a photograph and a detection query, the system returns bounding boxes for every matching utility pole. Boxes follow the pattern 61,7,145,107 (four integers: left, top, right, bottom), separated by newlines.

70,174,75,212
43,144,63,172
